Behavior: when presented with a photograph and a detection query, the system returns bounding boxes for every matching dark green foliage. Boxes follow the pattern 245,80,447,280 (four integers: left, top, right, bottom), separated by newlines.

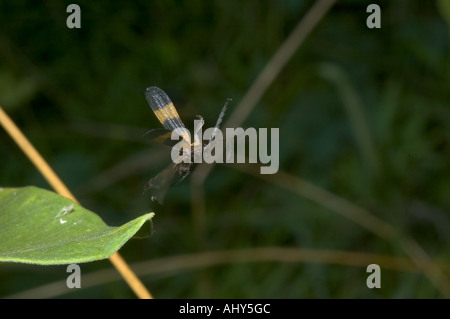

0,0,449,298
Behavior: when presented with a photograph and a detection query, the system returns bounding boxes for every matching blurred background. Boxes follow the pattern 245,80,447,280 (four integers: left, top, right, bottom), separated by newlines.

1,0,449,298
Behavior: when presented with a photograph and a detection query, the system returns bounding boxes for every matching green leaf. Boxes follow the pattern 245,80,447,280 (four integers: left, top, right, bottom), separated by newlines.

0,186,154,265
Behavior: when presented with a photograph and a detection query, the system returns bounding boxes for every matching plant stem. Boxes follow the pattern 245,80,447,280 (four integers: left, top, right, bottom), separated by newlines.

0,105,153,299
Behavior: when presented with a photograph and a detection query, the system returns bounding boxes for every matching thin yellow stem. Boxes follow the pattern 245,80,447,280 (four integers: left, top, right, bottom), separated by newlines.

0,105,153,299
109,252,152,299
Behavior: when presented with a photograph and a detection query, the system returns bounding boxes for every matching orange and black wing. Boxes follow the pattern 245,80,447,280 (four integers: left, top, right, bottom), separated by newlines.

144,86,193,203
145,86,186,131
